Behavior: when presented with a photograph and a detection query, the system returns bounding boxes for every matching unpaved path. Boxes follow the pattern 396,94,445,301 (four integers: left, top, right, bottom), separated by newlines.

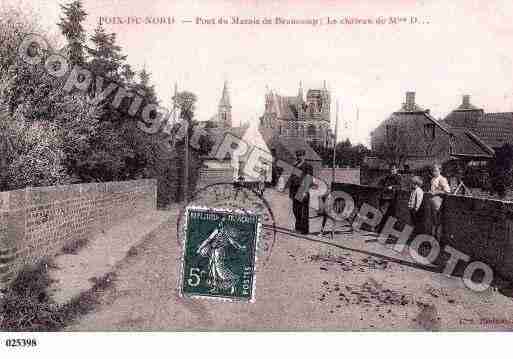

67,192,513,331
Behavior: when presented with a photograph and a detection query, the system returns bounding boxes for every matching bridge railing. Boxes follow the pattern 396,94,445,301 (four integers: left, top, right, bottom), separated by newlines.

332,182,513,282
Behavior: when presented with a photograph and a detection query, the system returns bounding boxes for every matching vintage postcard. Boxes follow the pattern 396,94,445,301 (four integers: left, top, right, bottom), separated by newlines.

1,0,513,353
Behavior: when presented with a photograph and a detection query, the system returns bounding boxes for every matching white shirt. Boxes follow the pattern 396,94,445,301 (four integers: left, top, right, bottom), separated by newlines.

431,175,450,194
408,186,424,211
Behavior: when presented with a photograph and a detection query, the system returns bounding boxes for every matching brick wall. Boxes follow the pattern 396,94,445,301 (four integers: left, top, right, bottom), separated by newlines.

0,179,157,288
332,182,513,282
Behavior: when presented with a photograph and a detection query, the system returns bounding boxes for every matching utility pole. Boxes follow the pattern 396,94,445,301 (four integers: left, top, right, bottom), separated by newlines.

331,100,339,185
184,117,189,203
180,92,195,203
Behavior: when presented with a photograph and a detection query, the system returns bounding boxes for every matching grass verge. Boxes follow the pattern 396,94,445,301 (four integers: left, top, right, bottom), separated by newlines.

0,261,116,331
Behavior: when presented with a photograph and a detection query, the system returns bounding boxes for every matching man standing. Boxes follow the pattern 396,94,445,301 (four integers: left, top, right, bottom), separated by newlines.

375,164,402,234
289,150,313,235
430,164,451,240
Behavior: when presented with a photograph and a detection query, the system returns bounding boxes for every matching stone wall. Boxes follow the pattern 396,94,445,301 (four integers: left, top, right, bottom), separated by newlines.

0,179,157,288
332,182,513,282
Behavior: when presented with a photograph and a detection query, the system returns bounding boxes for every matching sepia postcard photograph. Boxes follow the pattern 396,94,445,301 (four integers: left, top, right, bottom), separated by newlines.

0,0,513,356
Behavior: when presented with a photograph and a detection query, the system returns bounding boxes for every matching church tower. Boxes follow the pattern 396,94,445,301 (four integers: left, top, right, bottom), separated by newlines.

320,80,330,122
218,80,232,128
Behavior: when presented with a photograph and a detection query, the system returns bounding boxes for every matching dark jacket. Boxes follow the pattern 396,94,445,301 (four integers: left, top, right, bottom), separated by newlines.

378,173,401,201
289,161,313,200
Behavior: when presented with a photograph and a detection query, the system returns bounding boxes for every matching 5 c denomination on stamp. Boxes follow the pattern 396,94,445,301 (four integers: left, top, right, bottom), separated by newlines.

179,206,261,302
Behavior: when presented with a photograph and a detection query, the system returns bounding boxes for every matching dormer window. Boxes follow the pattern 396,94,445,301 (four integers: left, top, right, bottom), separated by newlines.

423,123,435,140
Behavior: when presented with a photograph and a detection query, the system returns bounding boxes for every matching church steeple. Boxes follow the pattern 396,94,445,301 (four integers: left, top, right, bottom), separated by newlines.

218,80,232,128
298,81,303,102
220,81,231,108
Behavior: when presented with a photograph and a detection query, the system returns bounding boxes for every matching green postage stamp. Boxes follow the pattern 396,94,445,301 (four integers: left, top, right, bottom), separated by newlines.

180,206,261,302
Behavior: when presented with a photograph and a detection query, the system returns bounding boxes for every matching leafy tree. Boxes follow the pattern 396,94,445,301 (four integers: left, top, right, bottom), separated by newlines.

0,5,43,75
309,139,371,168
57,0,87,66
203,120,217,129
489,143,513,197
0,103,70,190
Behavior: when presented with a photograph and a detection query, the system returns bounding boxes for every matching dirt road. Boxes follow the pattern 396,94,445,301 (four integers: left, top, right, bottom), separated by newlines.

68,191,513,331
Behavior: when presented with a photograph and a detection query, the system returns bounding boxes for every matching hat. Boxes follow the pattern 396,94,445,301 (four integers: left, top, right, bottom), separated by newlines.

411,176,423,186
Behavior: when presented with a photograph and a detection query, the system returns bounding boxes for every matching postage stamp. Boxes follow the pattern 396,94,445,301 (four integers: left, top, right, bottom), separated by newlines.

179,206,261,302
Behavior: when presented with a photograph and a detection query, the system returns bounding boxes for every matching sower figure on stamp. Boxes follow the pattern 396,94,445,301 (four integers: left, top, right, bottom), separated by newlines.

289,149,313,235
197,221,247,295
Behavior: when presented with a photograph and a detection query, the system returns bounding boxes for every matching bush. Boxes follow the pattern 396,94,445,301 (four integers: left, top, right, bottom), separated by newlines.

0,110,71,191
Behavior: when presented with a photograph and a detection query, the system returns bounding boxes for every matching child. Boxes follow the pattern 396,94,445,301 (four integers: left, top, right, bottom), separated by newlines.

257,167,267,196
408,176,424,236
318,193,329,237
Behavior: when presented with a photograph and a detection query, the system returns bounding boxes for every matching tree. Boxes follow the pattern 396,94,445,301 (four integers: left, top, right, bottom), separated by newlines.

87,24,127,80
120,63,136,84
0,101,71,190
489,143,513,197
0,5,43,75
374,125,409,168
57,0,88,66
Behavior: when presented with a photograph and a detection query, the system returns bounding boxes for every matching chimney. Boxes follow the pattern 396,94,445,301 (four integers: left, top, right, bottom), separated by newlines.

405,91,415,111
462,94,470,108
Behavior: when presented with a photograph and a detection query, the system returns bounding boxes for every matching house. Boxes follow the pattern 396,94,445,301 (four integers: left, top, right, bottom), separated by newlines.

369,92,494,178
442,95,513,149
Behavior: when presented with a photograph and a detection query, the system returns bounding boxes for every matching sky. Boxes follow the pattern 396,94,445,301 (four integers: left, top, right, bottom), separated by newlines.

5,0,513,145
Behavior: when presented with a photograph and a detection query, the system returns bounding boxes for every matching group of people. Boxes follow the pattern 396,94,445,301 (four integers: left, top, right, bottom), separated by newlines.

377,163,451,240
287,149,451,240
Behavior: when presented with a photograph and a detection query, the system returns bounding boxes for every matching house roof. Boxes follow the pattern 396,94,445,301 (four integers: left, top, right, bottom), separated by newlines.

443,108,484,128
479,112,513,147
204,124,250,159
389,109,451,134
449,128,495,159
443,109,513,148
269,136,322,162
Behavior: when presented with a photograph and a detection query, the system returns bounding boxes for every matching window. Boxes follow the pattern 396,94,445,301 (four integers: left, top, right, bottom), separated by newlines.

423,123,435,140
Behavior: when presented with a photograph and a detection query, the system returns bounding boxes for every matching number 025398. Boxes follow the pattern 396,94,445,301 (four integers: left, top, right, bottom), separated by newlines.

4,338,38,347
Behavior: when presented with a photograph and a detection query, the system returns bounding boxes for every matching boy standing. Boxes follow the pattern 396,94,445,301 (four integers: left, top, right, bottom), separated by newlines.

408,176,424,236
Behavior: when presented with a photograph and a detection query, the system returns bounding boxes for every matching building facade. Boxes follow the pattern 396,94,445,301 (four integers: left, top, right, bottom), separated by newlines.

442,95,513,150
259,82,334,148
369,92,494,172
